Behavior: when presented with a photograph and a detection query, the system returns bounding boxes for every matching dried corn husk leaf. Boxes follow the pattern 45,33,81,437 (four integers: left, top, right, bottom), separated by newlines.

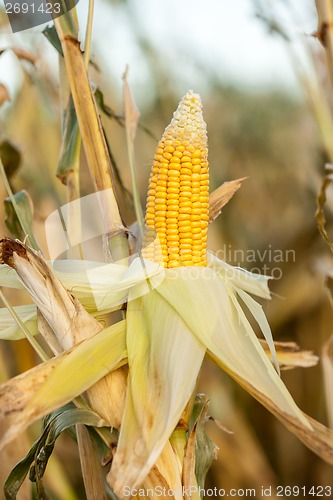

260,339,319,370
209,178,246,223
0,255,164,314
140,442,183,500
156,261,333,465
108,291,206,495
0,319,127,451
0,238,127,426
157,267,309,426
109,251,331,490
207,252,278,371
0,238,100,350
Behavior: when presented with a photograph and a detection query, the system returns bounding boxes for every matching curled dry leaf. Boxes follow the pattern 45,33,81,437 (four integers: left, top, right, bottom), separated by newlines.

229,369,333,466
209,177,247,223
259,339,319,370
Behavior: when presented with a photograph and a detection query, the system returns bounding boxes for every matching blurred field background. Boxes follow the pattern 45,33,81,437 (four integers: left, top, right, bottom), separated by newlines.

0,0,333,498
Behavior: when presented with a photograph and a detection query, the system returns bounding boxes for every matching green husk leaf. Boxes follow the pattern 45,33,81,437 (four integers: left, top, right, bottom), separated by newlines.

4,404,106,500
0,320,127,451
4,191,39,249
56,95,81,183
187,395,217,496
108,290,206,494
42,25,64,56
95,88,121,122
0,160,39,251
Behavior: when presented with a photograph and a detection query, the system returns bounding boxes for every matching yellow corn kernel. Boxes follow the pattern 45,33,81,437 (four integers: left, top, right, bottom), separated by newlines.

142,90,209,267
180,156,192,163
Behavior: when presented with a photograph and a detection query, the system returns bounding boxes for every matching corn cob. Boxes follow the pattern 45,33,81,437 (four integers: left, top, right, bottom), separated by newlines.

142,90,209,268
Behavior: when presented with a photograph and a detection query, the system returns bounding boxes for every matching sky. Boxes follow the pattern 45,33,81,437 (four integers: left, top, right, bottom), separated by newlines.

0,0,318,106
89,0,316,98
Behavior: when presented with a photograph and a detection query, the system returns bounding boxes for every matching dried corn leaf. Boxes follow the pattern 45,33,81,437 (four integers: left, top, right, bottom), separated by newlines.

209,178,246,223
77,424,108,500
53,24,124,236
259,339,319,370
225,369,333,466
